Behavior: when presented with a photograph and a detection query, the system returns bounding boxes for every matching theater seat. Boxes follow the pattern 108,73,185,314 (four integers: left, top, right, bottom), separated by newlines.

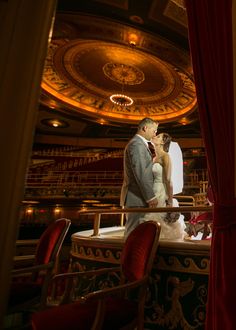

31,221,161,330
5,218,71,328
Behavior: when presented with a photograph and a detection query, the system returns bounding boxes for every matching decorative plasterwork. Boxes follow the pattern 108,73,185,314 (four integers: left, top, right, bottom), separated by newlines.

149,0,187,35
41,15,196,125
164,0,188,27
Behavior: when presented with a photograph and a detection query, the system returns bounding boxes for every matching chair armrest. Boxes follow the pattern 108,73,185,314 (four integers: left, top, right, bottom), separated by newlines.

81,276,149,330
13,255,35,269
14,255,35,262
48,266,121,305
12,262,53,276
53,266,120,281
80,275,148,302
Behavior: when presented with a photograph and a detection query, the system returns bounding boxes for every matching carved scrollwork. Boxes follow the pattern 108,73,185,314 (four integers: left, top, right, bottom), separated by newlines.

72,244,121,264
157,255,209,274
146,275,207,329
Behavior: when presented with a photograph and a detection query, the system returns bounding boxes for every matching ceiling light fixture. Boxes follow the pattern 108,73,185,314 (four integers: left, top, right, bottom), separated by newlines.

41,118,69,128
110,93,133,106
110,78,133,107
128,32,139,47
105,63,136,107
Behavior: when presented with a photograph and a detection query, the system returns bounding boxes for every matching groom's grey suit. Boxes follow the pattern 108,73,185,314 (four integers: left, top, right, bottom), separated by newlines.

120,134,156,237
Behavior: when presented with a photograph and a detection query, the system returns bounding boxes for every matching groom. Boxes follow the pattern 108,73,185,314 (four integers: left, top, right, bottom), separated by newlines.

120,117,159,238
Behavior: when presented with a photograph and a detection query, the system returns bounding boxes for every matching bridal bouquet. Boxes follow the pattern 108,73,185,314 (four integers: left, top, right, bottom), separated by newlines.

164,212,181,224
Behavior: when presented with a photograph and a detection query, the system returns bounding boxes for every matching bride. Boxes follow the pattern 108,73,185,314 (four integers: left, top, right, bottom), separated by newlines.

142,133,186,240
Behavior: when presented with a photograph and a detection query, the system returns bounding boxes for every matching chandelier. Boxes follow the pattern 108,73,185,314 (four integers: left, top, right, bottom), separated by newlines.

110,93,133,106
105,63,138,107
110,78,133,107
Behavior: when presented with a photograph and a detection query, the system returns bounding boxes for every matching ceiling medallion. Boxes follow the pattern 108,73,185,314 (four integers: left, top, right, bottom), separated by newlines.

103,62,145,85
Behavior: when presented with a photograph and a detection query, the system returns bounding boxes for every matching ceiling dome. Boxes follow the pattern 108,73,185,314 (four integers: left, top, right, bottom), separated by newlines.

41,14,197,125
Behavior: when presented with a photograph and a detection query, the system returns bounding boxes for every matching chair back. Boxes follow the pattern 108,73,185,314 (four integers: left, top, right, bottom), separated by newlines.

35,218,71,266
121,221,161,282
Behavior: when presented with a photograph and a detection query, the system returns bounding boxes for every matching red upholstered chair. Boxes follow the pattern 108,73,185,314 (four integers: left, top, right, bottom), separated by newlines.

5,218,71,327
31,221,161,330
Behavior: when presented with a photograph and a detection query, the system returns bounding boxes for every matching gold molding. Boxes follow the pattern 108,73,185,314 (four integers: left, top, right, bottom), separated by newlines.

157,255,210,274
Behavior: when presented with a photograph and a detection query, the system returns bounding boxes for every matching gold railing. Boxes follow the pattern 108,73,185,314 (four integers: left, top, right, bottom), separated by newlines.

78,206,213,236
175,195,195,206
24,167,209,200
184,170,208,188
24,170,123,199
26,170,123,187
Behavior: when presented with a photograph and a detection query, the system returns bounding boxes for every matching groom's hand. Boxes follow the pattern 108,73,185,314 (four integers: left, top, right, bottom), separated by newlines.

148,198,158,208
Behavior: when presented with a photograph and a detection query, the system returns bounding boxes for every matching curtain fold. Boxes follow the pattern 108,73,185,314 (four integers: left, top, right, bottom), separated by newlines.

185,0,236,329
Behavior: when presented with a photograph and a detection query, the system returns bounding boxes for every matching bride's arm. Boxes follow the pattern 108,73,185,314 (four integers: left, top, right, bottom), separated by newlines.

163,153,173,206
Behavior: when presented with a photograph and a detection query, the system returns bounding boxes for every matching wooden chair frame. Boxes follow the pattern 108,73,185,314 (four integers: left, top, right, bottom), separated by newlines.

7,218,71,320
36,221,161,330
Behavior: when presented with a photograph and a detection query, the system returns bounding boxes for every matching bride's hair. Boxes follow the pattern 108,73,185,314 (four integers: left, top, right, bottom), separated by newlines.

162,133,172,152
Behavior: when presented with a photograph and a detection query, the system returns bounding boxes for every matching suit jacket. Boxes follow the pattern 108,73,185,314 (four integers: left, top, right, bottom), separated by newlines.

120,135,155,207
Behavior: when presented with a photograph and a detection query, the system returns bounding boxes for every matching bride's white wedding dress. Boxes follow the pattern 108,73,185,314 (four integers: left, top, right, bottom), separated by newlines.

142,162,186,240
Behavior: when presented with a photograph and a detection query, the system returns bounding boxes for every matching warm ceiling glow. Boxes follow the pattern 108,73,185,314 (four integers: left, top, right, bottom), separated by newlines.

54,206,61,214
178,117,190,126
129,15,144,24
41,118,69,128
22,200,39,204
97,119,108,125
93,203,112,207
128,32,139,46
26,207,33,214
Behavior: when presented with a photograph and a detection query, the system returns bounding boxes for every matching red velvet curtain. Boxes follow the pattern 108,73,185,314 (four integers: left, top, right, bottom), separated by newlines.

185,1,236,329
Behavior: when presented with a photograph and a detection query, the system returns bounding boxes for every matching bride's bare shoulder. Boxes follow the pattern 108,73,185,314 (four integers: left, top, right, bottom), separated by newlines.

163,151,171,162
154,151,168,165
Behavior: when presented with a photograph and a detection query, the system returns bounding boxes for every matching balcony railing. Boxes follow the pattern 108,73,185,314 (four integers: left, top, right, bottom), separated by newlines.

78,206,213,237
24,169,208,200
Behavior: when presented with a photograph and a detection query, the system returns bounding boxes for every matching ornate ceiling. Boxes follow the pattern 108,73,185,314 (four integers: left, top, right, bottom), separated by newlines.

41,11,196,125
35,0,201,146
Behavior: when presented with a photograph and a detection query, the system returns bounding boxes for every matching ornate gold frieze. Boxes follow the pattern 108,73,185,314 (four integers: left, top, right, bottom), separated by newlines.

156,255,209,274
71,243,121,264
